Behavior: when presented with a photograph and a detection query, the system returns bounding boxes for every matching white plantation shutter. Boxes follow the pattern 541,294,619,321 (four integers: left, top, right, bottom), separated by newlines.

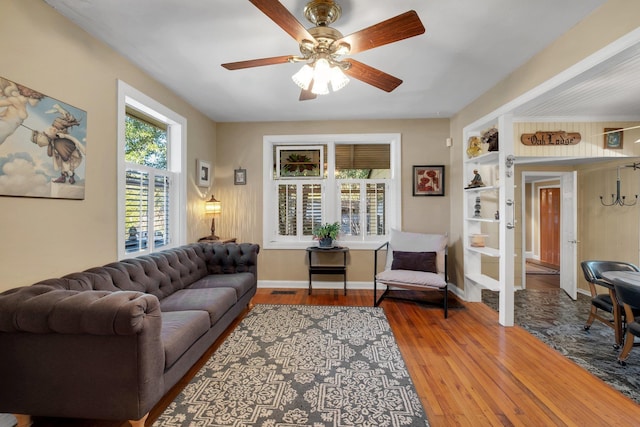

124,165,173,253
366,183,386,236
302,183,322,236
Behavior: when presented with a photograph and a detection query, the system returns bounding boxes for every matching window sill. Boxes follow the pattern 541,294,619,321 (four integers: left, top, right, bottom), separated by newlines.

263,240,386,251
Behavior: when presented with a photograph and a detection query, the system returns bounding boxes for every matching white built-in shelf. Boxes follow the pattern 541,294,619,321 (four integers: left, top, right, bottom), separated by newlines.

464,185,498,193
465,217,500,223
466,245,500,257
465,273,500,292
464,151,499,165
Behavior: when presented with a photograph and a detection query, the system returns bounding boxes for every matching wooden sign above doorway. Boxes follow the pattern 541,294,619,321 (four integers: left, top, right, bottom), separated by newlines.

520,131,581,146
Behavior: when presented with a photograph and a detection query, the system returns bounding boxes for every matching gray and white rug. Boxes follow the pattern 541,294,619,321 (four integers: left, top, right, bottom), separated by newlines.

483,289,640,403
155,304,428,427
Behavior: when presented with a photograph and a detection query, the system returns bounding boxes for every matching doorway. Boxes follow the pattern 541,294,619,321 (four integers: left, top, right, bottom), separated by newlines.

521,171,577,299
539,187,560,268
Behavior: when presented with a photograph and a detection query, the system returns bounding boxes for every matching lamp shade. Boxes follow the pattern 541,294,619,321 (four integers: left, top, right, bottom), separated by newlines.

205,195,222,214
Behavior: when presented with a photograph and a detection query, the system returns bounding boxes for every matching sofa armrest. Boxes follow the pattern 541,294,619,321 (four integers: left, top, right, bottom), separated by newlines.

0,285,165,421
0,285,160,335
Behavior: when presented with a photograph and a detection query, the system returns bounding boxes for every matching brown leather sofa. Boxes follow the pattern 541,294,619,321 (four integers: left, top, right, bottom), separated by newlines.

0,242,259,427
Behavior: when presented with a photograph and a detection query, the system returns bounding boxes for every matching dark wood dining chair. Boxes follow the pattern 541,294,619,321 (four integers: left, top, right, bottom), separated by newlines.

612,279,640,365
580,260,640,348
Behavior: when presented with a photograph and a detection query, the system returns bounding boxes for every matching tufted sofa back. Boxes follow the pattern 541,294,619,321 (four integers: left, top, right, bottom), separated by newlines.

4,242,260,302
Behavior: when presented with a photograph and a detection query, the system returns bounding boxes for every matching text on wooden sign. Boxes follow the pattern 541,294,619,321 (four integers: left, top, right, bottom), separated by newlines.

520,131,581,146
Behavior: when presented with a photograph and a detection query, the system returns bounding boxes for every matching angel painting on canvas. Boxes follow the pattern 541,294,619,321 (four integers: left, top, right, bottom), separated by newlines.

0,76,87,199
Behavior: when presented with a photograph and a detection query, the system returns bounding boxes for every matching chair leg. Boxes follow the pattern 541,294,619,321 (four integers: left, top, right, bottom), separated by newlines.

618,331,636,366
443,288,448,319
584,306,598,330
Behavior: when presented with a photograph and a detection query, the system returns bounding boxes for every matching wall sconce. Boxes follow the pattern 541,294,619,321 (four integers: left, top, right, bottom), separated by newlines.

204,195,222,239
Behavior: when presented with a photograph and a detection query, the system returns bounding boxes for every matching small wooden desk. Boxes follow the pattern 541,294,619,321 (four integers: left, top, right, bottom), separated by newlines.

306,246,349,295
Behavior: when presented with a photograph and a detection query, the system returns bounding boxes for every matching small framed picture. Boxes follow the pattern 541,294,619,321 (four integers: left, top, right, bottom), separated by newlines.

234,168,246,185
197,159,211,187
413,165,445,196
604,128,623,149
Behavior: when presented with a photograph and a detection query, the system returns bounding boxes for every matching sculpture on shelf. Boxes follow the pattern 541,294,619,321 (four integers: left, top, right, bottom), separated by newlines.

466,136,483,158
466,169,485,189
482,127,499,152
474,196,481,218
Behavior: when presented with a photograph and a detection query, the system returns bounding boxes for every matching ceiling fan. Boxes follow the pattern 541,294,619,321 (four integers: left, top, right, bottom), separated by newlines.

222,0,425,101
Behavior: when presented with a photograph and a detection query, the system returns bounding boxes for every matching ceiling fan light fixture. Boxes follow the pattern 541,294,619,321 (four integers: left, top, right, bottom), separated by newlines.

292,64,314,90
329,65,349,91
311,57,331,94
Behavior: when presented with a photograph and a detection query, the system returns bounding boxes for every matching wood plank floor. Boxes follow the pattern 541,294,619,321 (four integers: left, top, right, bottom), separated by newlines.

30,288,640,427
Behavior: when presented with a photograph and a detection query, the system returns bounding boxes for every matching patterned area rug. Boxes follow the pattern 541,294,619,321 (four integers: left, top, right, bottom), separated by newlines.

155,304,428,426
483,289,640,403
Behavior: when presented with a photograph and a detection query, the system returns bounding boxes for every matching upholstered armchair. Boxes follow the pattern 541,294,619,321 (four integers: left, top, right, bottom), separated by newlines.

374,229,449,317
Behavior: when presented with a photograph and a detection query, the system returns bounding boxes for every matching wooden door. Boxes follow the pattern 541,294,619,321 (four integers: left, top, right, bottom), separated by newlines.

540,188,560,267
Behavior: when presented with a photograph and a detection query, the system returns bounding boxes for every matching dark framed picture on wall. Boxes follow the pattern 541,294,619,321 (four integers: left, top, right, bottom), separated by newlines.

234,168,246,185
413,165,445,196
604,128,623,149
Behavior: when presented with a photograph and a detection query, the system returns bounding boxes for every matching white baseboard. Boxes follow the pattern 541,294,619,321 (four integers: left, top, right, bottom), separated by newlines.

258,280,373,290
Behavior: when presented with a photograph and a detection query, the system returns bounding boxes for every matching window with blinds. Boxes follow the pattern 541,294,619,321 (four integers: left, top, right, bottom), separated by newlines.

266,137,398,248
124,113,170,254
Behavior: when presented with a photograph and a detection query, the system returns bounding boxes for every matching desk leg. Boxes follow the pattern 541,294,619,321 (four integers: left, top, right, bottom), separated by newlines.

343,271,347,295
343,251,347,295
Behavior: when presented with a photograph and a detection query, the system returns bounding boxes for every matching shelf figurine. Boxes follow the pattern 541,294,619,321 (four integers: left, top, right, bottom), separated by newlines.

466,136,483,158
466,169,485,189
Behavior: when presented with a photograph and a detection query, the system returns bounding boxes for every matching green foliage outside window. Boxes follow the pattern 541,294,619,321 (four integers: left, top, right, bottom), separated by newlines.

125,115,167,169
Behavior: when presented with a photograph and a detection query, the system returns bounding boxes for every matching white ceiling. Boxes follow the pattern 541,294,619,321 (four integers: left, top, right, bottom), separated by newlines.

43,0,627,123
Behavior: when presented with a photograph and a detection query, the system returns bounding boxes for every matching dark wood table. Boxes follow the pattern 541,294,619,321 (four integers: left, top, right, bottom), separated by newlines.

306,246,349,295
601,271,640,346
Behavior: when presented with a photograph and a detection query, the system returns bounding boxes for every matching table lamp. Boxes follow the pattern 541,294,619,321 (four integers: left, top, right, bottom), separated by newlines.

204,195,222,240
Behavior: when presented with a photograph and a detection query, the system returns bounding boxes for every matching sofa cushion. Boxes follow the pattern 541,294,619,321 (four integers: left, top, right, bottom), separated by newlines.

160,288,237,325
391,251,438,273
187,272,255,300
376,269,447,289
385,229,447,273
161,310,210,369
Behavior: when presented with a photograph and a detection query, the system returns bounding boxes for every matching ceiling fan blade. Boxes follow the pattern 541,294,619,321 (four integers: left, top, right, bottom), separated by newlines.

299,79,317,101
336,10,425,55
249,0,316,44
299,89,317,101
222,55,293,70
343,59,403,92
593,125,640,136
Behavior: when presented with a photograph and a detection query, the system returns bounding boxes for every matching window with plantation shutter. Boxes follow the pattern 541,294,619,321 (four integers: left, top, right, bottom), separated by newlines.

263,134,401,250
118,80,186,259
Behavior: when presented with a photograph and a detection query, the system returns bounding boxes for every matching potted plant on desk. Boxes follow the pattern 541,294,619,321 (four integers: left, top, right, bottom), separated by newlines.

313,222,341,248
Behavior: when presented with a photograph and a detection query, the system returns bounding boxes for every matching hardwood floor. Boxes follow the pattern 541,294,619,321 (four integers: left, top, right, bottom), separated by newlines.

30,288,640,427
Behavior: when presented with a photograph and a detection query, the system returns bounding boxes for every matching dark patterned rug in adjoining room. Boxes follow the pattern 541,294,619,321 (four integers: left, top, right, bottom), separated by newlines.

154,304,429,427
483,289,640,403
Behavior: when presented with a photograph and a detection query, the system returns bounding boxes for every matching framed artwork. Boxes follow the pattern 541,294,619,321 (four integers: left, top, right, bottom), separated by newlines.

234,168,246,185
197,159,211,187
413,165,445,196
276,145,323,178
604,128,623,149
0,76,88,199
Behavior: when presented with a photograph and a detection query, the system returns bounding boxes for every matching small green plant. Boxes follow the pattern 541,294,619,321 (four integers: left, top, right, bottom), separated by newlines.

313,222,341,240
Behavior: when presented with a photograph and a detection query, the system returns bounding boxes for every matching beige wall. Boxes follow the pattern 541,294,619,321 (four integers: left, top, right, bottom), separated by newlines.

449,0,640,291
0,1,217,291
215,119,451,283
